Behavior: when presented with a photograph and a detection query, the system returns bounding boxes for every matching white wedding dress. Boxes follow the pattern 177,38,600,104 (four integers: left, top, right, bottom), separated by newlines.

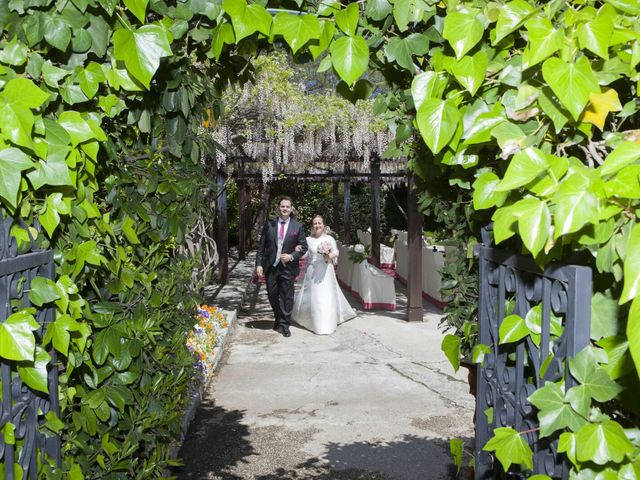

292,234,357,334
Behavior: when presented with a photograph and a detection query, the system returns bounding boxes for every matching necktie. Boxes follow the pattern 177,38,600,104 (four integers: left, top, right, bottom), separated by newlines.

279,221,285,241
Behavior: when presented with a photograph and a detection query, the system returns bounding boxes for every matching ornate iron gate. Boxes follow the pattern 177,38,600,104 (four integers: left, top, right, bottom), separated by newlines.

0,214,60,479
475,230,591,479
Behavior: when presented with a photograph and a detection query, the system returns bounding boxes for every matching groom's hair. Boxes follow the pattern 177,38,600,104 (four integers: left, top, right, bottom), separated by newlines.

278,195,293,206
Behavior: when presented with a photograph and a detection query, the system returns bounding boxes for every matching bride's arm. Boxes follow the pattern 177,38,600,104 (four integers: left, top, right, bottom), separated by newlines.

329,237,339,261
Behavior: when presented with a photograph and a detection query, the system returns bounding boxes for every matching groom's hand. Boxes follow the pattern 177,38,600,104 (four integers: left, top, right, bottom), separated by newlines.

255,266,263,277
281,253,293,263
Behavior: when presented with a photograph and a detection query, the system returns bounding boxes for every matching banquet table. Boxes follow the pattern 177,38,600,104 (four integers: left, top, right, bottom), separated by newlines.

336,243,396,311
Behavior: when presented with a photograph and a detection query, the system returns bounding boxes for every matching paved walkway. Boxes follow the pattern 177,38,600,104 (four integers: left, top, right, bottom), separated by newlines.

177,254,475,479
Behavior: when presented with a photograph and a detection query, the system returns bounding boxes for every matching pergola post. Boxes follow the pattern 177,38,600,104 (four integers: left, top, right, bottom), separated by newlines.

216,163,229,284
343,176,351,246
407,169,423,322
370,157,381,267
238,160,247,261
332,180,340,234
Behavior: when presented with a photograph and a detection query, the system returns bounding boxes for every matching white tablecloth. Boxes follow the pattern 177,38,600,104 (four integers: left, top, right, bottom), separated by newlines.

335,245,396,311
350,261,396,311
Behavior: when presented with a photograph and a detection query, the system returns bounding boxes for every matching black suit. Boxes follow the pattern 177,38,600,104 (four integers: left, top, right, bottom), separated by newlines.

256,217,308,329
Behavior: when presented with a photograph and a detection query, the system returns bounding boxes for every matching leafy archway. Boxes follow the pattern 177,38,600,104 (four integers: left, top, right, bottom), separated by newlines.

1,0,639,477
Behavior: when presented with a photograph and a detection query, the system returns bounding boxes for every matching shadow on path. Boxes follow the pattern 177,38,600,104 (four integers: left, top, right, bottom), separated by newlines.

178,428,473,480
176,401,253,480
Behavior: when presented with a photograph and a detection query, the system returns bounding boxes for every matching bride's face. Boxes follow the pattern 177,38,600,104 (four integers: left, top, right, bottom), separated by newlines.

312,217,324,236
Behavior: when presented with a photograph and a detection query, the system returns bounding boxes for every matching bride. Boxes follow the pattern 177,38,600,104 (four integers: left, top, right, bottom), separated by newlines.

292,215,357,334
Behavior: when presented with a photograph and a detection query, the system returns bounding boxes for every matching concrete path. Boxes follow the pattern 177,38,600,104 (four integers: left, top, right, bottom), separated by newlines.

177,256,475,479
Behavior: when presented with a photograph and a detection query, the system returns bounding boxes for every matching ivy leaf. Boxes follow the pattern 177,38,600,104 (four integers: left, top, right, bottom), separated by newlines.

603,0,640,14
451,50,487,96
590,292,620,340
366,0,392,21
496,148,549,192
44,315,80,356
0,93,35,149
385,33,429,72
575,421,633,465
3,78,50,109
42,14,71,51
558,432,578,466
0,37,27,65
2,422,15,445
493,0,534,45
492,205,517,244
553,172,598,238
87,15,109,57
598,336,633,380
473,171,508,210
113,25,173,89
231,3,272,42
209,23,235,60
599,141,640,177
442,8,484,60
441,334,460,372
416,98,460,154
0,148,34,208
77,62,106,100
330,35,369,86
628,297,640,377
40,192,71,237
58,111,106,146
27,155,73,190
471,343,491,364
17,347,51,393
522,17,563,69
620,223,640,304
392,0,412,32
499,314,529,344
483,427,533,472
538,86,570,133
528,382,587,437
581,89,621,130
569,348,622,403
335,2,359,36
527,154,569,197
309,20,334,60
123,0,148,23
273,13,321,54
0,311,39,362
29,277,61,306
411,71,448,110
605,165,640,199
222,0,244,17
577,4,616,60
542,56,600,121
73,240,104,276
121,216,140,244
512,197,550,257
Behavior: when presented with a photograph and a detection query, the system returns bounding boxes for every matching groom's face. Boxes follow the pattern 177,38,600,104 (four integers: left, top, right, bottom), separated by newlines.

278,200,293,219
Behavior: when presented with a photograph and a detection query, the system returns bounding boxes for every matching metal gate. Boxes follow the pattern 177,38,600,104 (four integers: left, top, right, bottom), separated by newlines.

475,229,591,478
0,214,60,479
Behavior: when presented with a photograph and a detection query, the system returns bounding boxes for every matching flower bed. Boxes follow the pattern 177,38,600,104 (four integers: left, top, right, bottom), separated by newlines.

185,304,230,380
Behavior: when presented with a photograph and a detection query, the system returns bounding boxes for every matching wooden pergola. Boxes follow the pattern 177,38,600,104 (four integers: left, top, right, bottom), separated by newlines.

213,155,425,322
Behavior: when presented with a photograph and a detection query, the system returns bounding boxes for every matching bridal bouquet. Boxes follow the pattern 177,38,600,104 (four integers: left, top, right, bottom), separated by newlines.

317,240,332,255
185,304,229,379
317,240,333,263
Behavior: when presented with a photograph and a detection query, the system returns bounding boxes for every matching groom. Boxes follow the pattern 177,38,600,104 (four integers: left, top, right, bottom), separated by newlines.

255,196,308,337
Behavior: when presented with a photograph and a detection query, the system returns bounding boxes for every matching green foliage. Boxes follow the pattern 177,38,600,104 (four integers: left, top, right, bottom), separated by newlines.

2,0,639,477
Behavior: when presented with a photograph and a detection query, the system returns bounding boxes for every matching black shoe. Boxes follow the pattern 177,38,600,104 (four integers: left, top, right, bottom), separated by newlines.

272,323,279,331
282,326,291,338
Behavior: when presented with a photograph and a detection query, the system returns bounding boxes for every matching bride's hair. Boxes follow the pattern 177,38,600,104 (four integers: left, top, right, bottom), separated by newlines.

312,214,325,225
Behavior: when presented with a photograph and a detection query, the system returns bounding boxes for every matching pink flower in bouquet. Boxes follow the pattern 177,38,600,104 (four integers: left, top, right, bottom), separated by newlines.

317,241,332,255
